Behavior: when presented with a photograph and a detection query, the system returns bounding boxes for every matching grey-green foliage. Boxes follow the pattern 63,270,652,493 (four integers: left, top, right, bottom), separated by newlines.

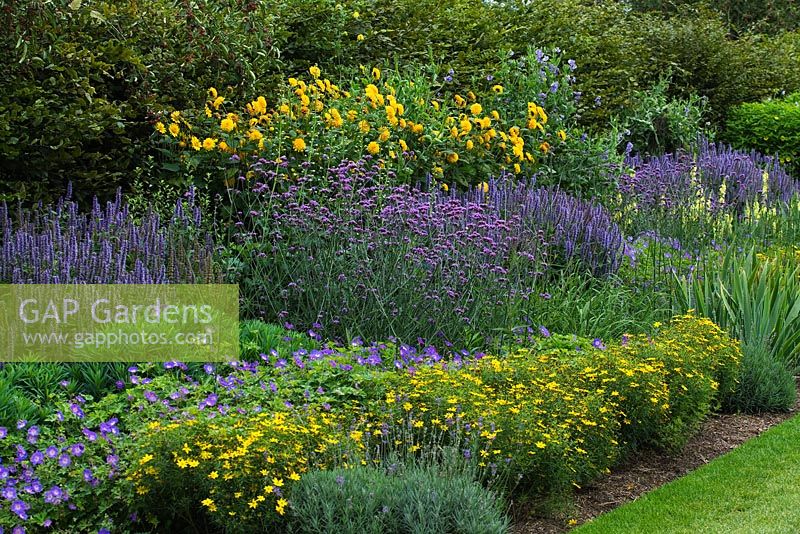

288,463,510,534
723,341,797,413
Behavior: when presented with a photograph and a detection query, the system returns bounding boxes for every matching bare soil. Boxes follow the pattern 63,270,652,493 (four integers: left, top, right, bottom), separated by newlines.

511,384,800,533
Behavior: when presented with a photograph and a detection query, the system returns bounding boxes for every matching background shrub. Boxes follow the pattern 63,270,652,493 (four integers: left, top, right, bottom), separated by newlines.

724,92,800,176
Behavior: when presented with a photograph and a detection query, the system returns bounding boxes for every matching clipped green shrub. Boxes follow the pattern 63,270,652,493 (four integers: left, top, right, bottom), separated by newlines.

288,463,510,534
723,341,797,413
725,92,800,175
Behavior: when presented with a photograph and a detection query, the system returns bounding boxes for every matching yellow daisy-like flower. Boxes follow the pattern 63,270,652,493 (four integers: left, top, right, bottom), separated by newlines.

139,454,154,465
220,118,235,132
378,128,390,142
213,96,225,109
357,34,365,41
248,129,263,142
557,130,567,141
469,103,482,115
208,471,219,479
446,152,459,164
292,138,307,152
358,120,371,134
191,136,202,151
372,67,381,80
155,122,166,134
466,139,474,150
208,87,218,99
309,65,321,78
289,472,301,481
492,84,504,94
168,123,180,137
276,498,288,515
539,141,551,154
367,141,380,155
202,137,216,151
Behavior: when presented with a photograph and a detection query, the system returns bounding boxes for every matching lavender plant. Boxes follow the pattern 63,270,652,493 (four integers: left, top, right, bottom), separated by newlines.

226,158,629,343
0,185,220,284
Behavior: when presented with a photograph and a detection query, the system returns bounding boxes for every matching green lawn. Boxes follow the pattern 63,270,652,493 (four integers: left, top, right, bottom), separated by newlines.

574,415,800,534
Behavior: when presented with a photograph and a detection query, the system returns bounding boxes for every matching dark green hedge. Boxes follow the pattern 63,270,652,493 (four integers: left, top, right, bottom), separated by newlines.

724,92,800,174
2,0,799,202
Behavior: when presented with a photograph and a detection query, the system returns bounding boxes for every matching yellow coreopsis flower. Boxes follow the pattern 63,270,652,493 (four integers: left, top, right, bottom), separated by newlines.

168,123,180,137
309,65,321,78
202,137,217,151
220,118,235,132
191,136,202,150
292,138,307,152
367,141,380,155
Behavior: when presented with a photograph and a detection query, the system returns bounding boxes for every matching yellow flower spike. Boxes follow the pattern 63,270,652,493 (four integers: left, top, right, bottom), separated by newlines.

309,65,321,78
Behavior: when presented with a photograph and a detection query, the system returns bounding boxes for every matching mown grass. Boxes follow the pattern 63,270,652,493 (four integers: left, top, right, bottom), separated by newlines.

574,414,800,534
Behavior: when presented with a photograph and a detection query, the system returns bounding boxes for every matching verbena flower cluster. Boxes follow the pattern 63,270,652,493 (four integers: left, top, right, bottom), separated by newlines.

230,159,628,339
0,186,220,284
